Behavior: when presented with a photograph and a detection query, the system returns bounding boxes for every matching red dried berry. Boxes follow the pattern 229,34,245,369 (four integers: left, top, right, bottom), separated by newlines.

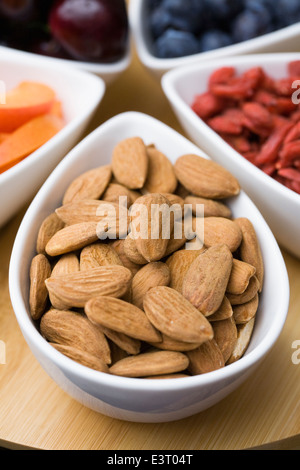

288,61,300,77
256,122,294,165
208,67,236,88
278,167,300,182
191,92,227,120
207,115,243,135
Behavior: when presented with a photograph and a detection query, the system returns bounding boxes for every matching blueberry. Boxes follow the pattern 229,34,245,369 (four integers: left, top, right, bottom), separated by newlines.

147,0,163,12
232,8,274,42
149,6,172,39
274,0,300,27
154,28,200,58
205,0,244,22
200,29,233,52
160,0,206,34
245,0,277,23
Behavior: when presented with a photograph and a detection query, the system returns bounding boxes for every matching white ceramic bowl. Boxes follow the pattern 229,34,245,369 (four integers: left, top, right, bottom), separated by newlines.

129,0,300,80
162,53,300,259
9,112,289,423
0,41,131,85
0,49,105,229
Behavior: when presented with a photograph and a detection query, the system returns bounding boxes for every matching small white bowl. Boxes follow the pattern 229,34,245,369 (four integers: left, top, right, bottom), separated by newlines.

129,0,300,80
0,41,131,85
162,53,300,259
0,49,105,228
9,111,289,423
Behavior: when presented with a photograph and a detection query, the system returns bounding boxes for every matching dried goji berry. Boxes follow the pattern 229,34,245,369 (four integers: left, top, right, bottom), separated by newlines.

256,122,294,165
253,89,277,108
261,163,277,176
242,67,265,90
208,67,236,88
294,159,300,169
191,92,227,120
207,114,243,135
211,75,258,101
278,167,300,182
284,122,300,144
222,134,252,153
288,60,300,77
272,97,297,115
278,140,300,167
289,180,300,194
242,116,272,138
242,102,273,129
274,77,297,97
290,110,300,122
242,151,259,165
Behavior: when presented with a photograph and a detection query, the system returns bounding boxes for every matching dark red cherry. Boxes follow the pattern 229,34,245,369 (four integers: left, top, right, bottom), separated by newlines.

49,0,129,62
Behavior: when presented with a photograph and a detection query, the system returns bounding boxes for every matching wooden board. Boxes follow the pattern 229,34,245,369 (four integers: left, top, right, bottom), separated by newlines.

1,47,300,451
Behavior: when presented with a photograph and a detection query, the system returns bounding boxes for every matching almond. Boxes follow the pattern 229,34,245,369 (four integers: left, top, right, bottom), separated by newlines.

212,317,238,363
123,234,148,265
109,341,129,365
97,326,141,356
227,318,255,365
29,254,52,320
36,212,65,255
166,248,205,293
56,199,129,239
51,343,110,373
174,154,240,199
226,258,256,295
235,218,264,292
40,309,111,364
186,339,225,375
227,275,260,305
110,239,141,276
182,245,233,317
233,293,259,324
143,146,177,194
112,137,148,189
85,296,162,343
161,193,185,219
143,286,213,344
45,222,100,257
45,266,132,309
208,296,233,322
129,193,171,262
201,217,242,252
102,183,136,208
51,253,80,277
109,350,189,378
163,220,188,257
80,243,123,270
150,333,202,352
185,195,232,219
62,165,112,205
131,262,170,310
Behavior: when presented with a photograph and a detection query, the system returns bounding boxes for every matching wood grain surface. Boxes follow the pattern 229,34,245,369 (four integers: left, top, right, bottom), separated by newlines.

1,46,300,451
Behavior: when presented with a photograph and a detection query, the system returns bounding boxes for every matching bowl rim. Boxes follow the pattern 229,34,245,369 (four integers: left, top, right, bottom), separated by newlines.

161,52,300,207
9,111,290,393
0,37,132,76
0,51,106,185
129,0,300,71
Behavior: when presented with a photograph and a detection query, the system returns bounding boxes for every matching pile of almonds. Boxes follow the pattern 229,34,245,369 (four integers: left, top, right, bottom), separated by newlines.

29,136,264,379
